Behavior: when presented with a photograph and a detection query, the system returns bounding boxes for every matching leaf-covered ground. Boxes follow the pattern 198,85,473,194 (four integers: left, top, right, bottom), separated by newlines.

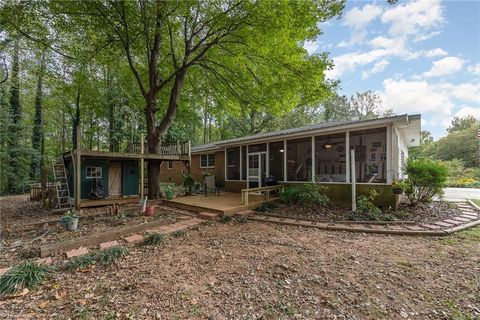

1,220,479,319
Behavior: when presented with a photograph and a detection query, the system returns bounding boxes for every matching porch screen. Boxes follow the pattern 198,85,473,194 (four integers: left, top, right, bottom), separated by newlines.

286,138,312,181
268,141,284,181
350,127,387,183
226,147,240,180
241,146,247,180
315,133,346,182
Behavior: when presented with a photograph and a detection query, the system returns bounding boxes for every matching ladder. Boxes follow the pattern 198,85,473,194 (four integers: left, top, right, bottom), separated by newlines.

52,159,73,210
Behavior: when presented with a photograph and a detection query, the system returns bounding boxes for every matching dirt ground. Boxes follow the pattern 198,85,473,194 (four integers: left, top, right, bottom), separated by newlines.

0,195,183,267
1,216,479,319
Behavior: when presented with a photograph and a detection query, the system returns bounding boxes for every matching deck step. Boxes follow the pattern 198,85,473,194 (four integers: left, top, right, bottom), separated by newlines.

234,210,255,217
198,212,221,220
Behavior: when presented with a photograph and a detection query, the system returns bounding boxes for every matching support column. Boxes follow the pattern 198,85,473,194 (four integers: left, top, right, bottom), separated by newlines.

283,140,287,182
74,124,81,210
311,136,315,181
345,131,350,183
386,126,392,183
140,133,145,200
351,149,356,212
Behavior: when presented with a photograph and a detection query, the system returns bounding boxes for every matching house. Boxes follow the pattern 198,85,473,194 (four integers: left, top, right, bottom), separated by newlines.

160,114,421,207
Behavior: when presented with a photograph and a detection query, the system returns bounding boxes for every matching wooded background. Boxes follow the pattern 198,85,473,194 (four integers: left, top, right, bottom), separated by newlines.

0,0,478,195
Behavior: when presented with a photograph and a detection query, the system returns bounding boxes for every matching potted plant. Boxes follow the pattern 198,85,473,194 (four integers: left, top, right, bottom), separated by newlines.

165,185,175,200
182,173,195,196
391,180,404,195
60,210,79,231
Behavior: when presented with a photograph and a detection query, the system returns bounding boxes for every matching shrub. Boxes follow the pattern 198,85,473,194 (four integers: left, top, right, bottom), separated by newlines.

143,233,165,246
349,189,381,221
279,186,302,205
220,215,232,223
279,182,330,207
96,246,128,266
0,261,54,295
255,202,276,212
171,230,187,238
401,159,448,206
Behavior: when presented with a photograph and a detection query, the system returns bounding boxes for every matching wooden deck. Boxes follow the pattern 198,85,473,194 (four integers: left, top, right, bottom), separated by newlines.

163,192,277,214
79,196,141,208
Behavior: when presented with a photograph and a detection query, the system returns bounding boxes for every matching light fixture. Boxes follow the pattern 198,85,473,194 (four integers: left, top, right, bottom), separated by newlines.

279,149,284,153
324,139,332,149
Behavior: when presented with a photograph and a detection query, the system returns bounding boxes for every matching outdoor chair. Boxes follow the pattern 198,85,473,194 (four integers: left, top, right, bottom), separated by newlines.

204,175,222,197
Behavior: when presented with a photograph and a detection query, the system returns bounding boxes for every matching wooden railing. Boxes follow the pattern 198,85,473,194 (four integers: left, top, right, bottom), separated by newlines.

241,184,285,206
123,141,191,156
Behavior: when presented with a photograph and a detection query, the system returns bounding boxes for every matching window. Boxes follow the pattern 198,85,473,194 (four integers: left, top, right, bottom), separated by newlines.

226,147,240,180
241,146,247,180
268,141,284,181
86,166,102,179
286,138,312,181
350,127,387,183
315,133,346,182
167,161,173,170
200,154,215,168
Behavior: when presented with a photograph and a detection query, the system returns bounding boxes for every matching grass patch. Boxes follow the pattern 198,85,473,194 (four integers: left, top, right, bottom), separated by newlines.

142,232,165,246
171,230,187,238
66,254,96,271
0,261,54,295
96,246,128,266
469,199,480,207
397,260,413,268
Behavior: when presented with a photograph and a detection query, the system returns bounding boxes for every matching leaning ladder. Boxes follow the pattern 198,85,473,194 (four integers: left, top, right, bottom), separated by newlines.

52,159,73,210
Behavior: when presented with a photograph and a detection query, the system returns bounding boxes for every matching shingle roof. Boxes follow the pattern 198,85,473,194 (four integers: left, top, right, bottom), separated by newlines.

191,113,420,153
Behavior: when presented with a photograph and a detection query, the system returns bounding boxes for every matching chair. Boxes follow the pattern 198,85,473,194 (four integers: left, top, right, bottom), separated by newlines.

204,175,222,196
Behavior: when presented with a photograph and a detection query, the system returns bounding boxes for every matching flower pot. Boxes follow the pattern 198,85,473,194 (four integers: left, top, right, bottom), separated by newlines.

392,187,404,195
145,205,155,216
165,191,174,200
61,217,78,231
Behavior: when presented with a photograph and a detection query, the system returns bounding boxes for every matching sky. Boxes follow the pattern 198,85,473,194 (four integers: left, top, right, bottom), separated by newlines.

305,0,480,139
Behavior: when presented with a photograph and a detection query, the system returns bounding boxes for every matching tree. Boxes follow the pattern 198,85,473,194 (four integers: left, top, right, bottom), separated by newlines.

420,130,433,144
6,39,22,193
349,91,394,120
30,51,46,180
447,115,478,133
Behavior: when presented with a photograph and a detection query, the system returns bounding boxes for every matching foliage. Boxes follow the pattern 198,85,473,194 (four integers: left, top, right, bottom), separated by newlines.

255,202,277,212
96,246,128,266
349,189,381,221
61,209,78,220
401,159,448,206
171,230,187,238
65,254,96,271
447,115,478,133
182,172,195,195
142,233,165,246
0,261,54,295
279,182,330,207
220,215,232,223
443,159,480,188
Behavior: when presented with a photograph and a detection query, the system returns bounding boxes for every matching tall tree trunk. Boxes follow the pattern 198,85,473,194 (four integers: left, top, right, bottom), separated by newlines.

72,90,80,149
30,53,46,180
7,39,21,193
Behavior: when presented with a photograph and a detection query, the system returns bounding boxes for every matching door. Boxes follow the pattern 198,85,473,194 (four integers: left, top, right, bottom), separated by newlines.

108,163,122,197
248,153,266,188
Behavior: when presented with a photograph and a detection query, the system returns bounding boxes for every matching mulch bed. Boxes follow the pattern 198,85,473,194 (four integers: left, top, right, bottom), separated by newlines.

258,200,464,223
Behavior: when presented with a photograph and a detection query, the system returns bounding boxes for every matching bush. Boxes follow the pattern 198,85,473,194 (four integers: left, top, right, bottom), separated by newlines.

279,182,330,207
401,159,448,206
0,261,54,295
143,233,165,246
349,189,381,221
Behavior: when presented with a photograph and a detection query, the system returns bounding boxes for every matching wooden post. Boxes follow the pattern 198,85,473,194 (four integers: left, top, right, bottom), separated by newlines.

75,125,81,210
188,141,191,173
41,168,47,209
140,133,145,200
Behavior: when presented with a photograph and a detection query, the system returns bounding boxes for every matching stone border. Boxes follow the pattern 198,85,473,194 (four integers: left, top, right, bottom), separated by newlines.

248,202,480,236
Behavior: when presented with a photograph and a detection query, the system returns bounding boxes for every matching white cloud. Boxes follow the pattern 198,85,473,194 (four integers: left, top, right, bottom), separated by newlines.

423,48,448,58
381,0,444,38
467,63,480,75
341,4,382,47
345,4,382,30
423,56,464,78
303,40,320,55
455,106,480,120
378,78,480,131
362,59,389,79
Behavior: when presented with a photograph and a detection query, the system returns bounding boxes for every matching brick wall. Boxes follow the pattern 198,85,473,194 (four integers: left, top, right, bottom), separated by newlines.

159,150,225,185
